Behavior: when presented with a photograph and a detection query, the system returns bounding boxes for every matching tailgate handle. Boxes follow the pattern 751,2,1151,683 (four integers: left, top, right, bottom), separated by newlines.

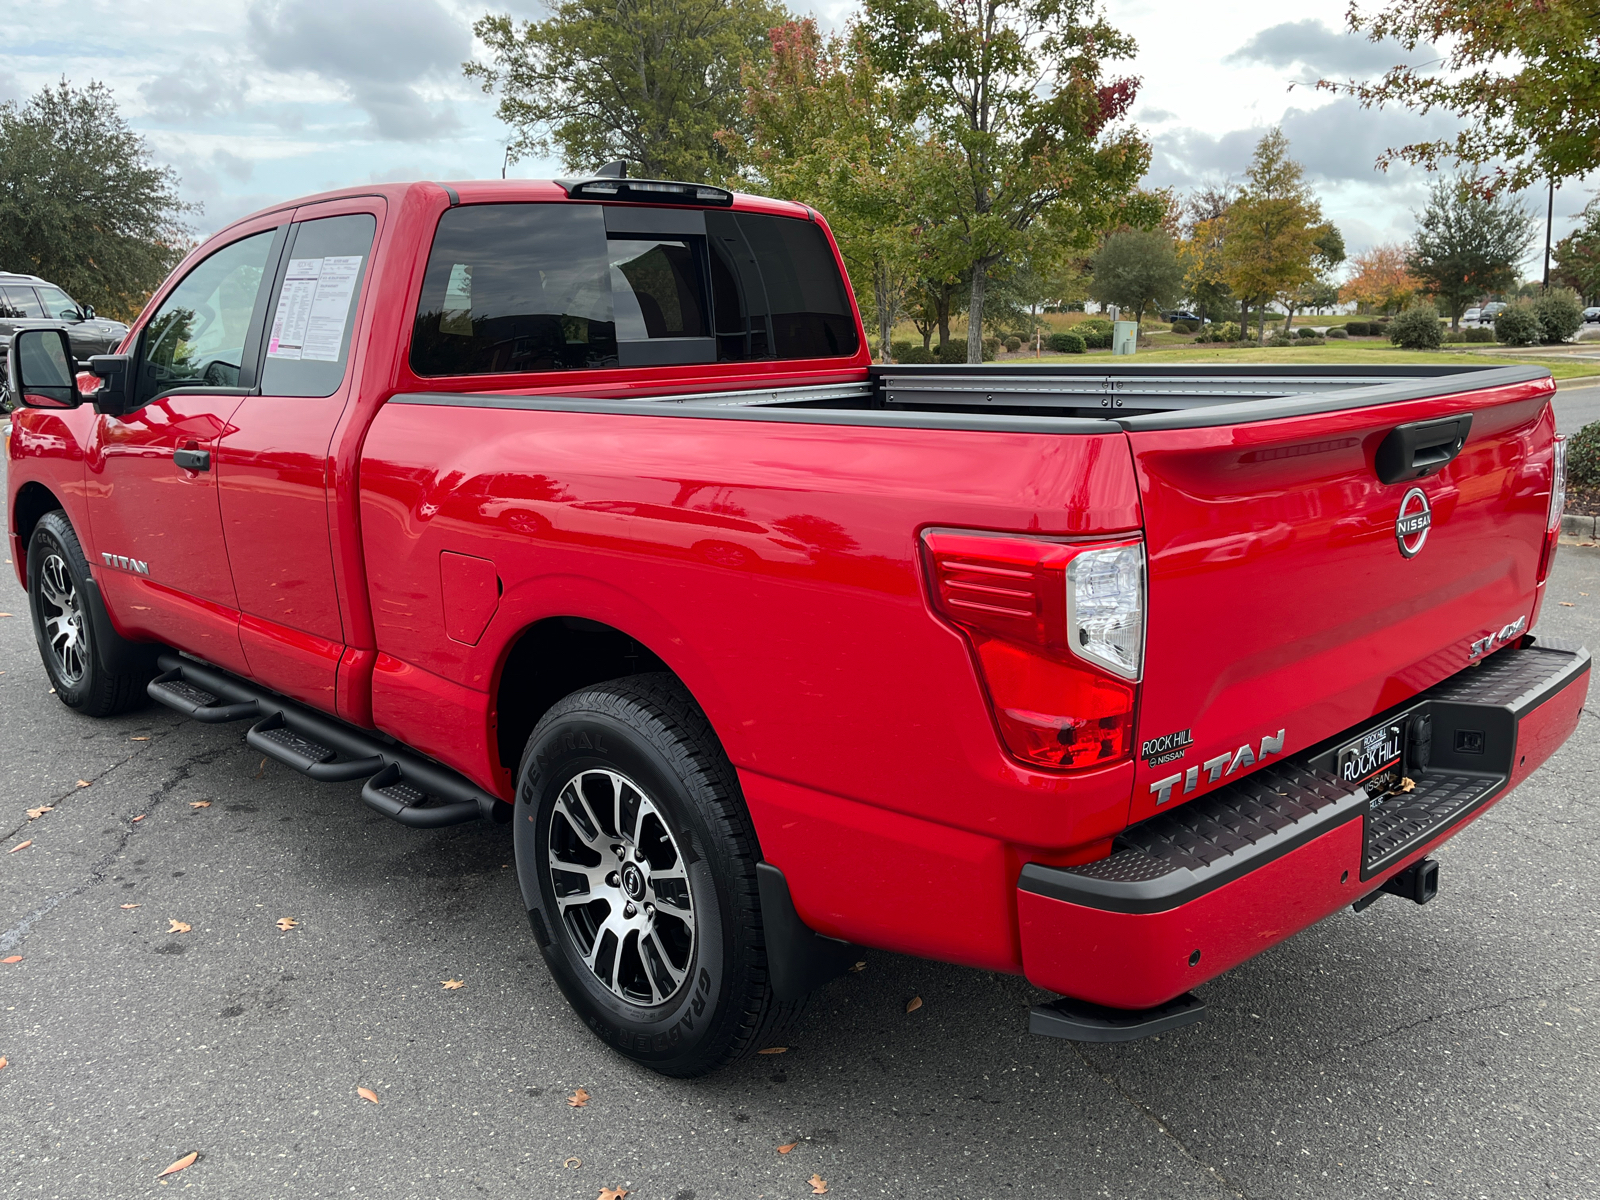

1375,414,1472,485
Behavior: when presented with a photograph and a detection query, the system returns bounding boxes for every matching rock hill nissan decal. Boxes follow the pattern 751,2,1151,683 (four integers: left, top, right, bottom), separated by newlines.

1396,488,1432,558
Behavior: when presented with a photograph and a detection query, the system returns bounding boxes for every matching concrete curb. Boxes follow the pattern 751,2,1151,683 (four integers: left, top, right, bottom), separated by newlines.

1561,513,1597,538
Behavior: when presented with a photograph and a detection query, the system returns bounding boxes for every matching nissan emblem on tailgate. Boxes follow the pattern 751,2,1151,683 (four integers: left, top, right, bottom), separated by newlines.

1396,488,1432,558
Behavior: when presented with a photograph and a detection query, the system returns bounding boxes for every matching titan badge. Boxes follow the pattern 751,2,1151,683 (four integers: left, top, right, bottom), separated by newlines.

100,553,150,576
1148,729,1286,805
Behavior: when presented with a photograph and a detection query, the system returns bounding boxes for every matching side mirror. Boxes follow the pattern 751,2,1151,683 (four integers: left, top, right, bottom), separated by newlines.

87,354,132,416
7,328,81,409
82,304,96,320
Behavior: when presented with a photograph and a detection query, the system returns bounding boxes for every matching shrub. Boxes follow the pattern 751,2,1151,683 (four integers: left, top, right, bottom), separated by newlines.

896,345,933,364
1568,419,1600,489
1214,322,1240,343
1047,331,1086,354
1494,303,1543,346
1390,303,1445,350
983,336,1000,360
1267,332,1294,347
1301,336,1327,345
1464,326,1495,343
890,341,915,362
1345,321,1369,336
1297,327,1321,339
1005,336,1022,353
1171,320,1197,334
1534,288,1584,344
1326,327,1349,339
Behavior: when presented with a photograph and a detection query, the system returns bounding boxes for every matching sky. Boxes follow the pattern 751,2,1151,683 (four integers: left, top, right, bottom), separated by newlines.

1,0,1588,280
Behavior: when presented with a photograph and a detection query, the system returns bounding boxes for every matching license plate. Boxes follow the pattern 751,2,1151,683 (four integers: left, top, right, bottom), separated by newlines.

1335,722,1406,786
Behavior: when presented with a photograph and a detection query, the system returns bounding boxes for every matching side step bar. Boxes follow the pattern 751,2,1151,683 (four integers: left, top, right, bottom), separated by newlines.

148,653,508,828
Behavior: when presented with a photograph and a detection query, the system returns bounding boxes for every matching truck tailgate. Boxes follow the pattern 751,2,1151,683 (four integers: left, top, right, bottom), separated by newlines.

1125,374,1558,824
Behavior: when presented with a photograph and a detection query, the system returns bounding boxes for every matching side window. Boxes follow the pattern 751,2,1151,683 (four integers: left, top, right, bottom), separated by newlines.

259,213,376,398
411,203,618,376
2,286,47,318
34,285,80,320
737,214,859,359
137,231,275,405
608,238,708,341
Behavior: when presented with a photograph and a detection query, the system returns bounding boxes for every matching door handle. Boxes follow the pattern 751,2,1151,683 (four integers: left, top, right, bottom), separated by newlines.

174,448,211,472
1375,414,1472,484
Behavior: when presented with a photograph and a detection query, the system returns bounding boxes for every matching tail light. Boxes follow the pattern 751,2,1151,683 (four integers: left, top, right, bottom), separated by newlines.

922,529,1144,771
1539,435,1567,581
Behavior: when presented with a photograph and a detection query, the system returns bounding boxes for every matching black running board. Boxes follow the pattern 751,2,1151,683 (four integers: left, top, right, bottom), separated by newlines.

148,653,508,828
1029,992,1206,1042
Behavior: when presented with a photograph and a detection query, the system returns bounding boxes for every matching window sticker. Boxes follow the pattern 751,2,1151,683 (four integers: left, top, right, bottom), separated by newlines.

267,254,364,360
440,263,473,336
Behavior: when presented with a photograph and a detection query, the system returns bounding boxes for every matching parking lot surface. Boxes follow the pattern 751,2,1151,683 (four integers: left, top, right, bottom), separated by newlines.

1,516,1597,1199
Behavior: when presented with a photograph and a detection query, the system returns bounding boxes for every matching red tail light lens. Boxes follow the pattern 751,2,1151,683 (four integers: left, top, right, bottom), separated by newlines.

922,529,1142,771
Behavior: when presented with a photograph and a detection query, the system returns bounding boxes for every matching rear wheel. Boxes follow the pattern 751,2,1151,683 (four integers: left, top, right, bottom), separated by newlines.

513,673,801,1076
27,510,152,716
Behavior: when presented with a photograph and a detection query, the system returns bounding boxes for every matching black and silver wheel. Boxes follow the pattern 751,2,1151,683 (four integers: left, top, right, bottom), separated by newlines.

26,509,154,716
514,673,801,1077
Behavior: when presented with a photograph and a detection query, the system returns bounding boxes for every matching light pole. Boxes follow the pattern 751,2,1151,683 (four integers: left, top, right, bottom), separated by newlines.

1543,178,1555,290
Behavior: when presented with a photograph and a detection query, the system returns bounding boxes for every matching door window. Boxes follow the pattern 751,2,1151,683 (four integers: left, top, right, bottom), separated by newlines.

137,230,276,405
259,213,376,398
33,285,81,320
2,286,46,318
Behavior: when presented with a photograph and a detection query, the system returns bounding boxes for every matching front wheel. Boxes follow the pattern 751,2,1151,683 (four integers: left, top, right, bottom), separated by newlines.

27,510,152,716
513,674,801,1076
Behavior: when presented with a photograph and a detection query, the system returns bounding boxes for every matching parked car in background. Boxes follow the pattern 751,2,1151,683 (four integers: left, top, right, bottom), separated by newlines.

0,273,128,403
1160,309,1200,323
1479,302,1508,324
1583,306,1600,323
1463,307,1482,324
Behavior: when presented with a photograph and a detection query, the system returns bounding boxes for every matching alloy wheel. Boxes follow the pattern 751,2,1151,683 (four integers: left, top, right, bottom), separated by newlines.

38,553,87,684
547,767,696,1007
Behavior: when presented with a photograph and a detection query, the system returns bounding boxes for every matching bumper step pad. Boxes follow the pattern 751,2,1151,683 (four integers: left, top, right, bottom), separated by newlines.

148,654,506,828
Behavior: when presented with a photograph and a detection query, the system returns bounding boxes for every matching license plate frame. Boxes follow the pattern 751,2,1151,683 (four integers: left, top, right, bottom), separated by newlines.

1334,720,1407,788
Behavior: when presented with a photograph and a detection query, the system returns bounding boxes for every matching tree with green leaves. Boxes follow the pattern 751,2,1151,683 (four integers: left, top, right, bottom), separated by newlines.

0,80,194,322
1553,197,1600,302
1281,224,1345,334
467,0,791,183
1089,227,1183,330
1220,128,1325,344
1323,0,1600,192
862,0,1153,363
1406,177,1532,328
1178,183,1239,326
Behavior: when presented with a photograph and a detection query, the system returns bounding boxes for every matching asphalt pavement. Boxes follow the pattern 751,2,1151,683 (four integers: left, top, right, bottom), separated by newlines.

2,528,1598,1198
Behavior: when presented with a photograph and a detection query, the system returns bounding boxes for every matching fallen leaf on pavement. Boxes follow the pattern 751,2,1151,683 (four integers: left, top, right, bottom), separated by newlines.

167,920,191,934
597,1188,628,1200
848,961,866,972
132,815,145,822
906,996,923,1013
0,613,10,618
75,780,89,788
777,1141,799,1154
1561,601,1575,607
563,1156,582,1169
157,1152,198,1178
758,1046,787,1055
120,904,140,910
1399,777,1416,793
441,978,465,990
809,1174,828,1194
26,806,52,820
8,840,32,853
1,956,19,964
276,918,298,931
189,801,211,809
131,736,149,741
567,1087,590,1107
0,1057,7,1071
357,1087,379,1104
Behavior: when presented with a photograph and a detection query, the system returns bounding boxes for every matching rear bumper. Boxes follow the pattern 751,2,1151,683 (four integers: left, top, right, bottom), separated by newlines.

1017,641,1590,1011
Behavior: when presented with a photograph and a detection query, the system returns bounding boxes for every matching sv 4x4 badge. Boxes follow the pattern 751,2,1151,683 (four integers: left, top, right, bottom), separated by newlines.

1469,614,1526,659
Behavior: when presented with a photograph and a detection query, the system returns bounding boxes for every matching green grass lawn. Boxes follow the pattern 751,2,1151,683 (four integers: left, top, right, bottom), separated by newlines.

992,343,1600,381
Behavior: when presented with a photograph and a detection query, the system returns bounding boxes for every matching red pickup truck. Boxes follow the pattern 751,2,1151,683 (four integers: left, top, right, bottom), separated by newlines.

6,176,1587,1076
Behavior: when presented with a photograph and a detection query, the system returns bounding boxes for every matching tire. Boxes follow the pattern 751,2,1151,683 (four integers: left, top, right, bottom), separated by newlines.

27,510,152,717
513,673,802,1077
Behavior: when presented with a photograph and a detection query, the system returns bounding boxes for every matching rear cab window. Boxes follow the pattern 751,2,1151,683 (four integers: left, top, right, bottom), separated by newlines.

410,202,857,378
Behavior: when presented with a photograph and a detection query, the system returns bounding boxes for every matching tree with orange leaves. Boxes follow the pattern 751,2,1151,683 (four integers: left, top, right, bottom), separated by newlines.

1341,244,1421,314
